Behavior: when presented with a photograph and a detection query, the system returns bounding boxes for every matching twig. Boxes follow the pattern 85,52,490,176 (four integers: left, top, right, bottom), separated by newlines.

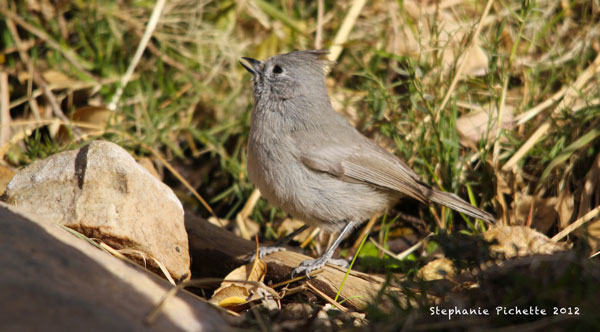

492,75,509,164
270,270,324,289
352,213,379,250
551,205,600,242
306,282,348,312
300,227,321,249
515,52,600,126
33,71,72,123
4,6,41,121
108,0,167,110
0,72,9,146
368,233,431,261
504,53,600,171
577,154,600,219
9,76,125,110
131,26,201,81
236,188,261,240
315,0,324,49
502,122,551,171
328,0,367,62
4,7,77,135
136,140,215,216
0,7,95,80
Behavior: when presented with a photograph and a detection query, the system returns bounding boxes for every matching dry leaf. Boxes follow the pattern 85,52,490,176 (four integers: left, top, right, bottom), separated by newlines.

56,106,121,143
209,258,273,311
210,284,250,309
17,69,77,89
417,257,456,281
457,104,514,145
512,194,558,234
0,165,16,196
483,226,569,259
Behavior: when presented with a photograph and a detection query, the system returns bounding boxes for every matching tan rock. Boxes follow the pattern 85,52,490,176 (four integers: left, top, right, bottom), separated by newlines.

2,140,190,280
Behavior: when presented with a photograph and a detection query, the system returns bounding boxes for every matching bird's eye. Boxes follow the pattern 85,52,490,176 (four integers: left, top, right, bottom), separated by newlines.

272,65,283,74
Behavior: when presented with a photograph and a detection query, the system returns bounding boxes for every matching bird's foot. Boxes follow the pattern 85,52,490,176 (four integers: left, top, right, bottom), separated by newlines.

291,256,349,278
249,246,286,262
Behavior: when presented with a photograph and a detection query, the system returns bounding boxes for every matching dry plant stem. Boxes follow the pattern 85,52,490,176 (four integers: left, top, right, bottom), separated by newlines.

0,72,9,146
108,0,166,110
578,154,600,219
328,0,367,62
515,53,600,126
315,0,324,49
9,76,124,109
4,8,41,121
300,227,321,249
514,87,567,126
236,188,261,240
99,242,176,285
504,53,600,171
135,139,215,216
1,38,37,54
277,285,308,297
270,270,324,289
492,77,509,164
395,234,431,260
502,122,551,171
368,237,397,258
4,9,75,132
305,282,348,312
132,29,201,80
0,119,103,159
435,0,494,122
159,83,193,109
551,205,600,242
34,71,72,123
0,7,95,80
352,213,379,250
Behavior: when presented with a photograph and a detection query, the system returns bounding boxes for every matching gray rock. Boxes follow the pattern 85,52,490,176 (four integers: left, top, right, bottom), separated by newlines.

2,140,190,280
0,203,228,331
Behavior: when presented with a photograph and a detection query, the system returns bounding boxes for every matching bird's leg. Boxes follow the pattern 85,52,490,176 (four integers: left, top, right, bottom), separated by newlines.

291,221,357,278
249,224,310,261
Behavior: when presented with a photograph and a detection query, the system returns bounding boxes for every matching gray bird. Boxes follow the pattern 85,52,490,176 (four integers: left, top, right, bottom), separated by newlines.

240,50,495,277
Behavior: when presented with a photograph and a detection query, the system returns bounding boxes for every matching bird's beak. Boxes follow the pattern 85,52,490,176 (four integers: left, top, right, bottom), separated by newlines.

240,57,262,76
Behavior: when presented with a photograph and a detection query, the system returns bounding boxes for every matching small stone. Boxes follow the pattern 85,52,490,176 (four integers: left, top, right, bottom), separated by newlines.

2,140,190,280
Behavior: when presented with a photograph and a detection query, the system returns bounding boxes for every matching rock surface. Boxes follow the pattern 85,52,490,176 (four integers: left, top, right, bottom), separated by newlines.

0,203,228,332
2,140,190,280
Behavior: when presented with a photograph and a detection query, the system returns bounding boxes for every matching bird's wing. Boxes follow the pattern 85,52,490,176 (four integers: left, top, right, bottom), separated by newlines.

299,138,428,202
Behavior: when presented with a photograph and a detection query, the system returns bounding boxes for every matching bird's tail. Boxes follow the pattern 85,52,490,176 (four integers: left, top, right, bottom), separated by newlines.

425,188,496,224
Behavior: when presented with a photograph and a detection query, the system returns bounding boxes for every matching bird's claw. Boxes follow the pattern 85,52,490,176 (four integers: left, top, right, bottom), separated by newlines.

290,256,349,279
249,246,286,262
